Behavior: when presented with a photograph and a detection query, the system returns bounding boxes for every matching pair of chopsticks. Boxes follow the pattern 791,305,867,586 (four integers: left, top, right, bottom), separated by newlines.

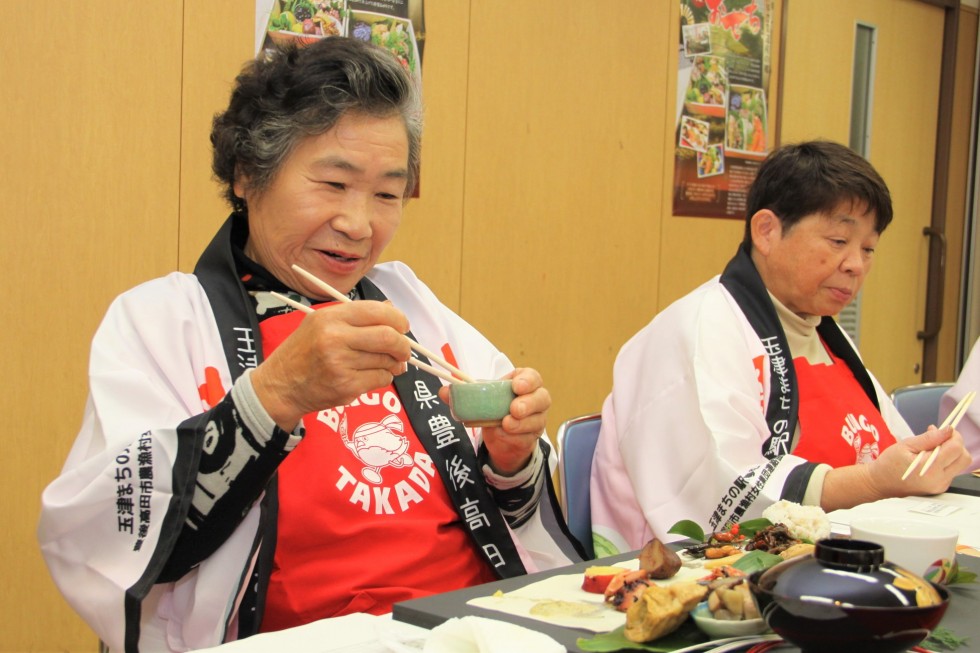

901,390,976,480
268,264,476,386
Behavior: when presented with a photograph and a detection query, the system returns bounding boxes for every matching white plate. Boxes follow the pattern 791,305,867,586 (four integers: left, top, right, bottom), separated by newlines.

466,556,707,633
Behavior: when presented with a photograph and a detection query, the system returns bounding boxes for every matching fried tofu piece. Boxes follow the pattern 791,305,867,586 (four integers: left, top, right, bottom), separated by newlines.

623,582,708,643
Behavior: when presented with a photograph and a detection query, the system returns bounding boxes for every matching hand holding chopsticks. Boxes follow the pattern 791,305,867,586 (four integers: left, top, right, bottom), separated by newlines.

901,390,976,481
268,290,461,385
273,263,477,384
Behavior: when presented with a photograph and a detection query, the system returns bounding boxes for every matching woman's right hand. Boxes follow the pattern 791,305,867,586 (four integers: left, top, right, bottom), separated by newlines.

822,426,972,512
869,426,972,498
250,301,412,430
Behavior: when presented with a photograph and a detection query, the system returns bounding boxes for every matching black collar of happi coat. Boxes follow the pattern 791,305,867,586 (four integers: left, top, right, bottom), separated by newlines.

719,243,878,459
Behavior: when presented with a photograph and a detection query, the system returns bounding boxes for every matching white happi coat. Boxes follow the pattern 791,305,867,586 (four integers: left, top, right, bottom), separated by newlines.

589,275,912,554
942,338,980,469
38,261,577,652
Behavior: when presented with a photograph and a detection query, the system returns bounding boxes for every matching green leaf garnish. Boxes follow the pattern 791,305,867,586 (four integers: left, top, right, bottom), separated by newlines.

732,550,783,574
577,622,707,652
947,567,978,585
668,517,774,543
924,626,969,650
735,518,772,538
667,519,705,543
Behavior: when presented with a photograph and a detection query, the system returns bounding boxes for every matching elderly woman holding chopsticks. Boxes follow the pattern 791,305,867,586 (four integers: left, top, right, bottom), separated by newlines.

38,37,581,653
590,140,974,554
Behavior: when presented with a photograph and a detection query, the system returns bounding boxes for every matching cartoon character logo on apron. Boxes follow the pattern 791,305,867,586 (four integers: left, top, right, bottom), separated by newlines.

340,413,413,484
843,412,880,464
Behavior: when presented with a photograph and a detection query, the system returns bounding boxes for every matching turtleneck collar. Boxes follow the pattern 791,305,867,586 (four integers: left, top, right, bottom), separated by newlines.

768,291,831,365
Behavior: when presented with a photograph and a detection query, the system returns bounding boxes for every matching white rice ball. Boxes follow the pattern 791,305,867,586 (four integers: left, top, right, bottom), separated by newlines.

762,500,831,542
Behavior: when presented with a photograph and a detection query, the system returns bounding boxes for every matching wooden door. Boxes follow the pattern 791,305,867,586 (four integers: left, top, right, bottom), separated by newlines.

780,0,945,393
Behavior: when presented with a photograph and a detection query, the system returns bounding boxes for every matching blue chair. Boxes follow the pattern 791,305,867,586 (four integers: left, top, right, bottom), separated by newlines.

891,382,954,434
556,413,601,559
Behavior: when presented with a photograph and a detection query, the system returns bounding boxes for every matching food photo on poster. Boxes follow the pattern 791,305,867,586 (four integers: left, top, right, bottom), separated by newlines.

253,0,426,196
255,0,425,87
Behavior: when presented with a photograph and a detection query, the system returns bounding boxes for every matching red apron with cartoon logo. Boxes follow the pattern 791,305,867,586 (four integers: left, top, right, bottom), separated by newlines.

792,344,897,468
257,306,495,632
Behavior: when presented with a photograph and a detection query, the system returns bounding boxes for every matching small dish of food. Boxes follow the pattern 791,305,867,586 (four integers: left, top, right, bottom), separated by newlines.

689,571,768,639
690,600,767,639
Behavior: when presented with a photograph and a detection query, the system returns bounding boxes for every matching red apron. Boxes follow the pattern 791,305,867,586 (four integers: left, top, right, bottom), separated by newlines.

258,306,496,632
792,345,896,468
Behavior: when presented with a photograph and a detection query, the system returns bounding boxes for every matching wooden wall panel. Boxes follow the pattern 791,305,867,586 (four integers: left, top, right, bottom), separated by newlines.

461,0,673,435
0,4,184,652
656,217,744,307
178,3,256,272
381,2,471,310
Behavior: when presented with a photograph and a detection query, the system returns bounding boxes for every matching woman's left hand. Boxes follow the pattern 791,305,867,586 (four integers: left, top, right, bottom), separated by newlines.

440,367,551,476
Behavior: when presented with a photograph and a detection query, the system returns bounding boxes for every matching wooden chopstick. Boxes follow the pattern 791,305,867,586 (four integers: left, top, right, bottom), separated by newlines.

940,390,974,430
900,451,925,481
289,264,477,383
918,390,976,476
902,390,976,480
269,291,466,386
916,447,940,477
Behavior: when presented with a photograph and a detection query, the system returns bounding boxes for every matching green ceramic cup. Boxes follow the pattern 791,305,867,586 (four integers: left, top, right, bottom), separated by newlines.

449,379,516,427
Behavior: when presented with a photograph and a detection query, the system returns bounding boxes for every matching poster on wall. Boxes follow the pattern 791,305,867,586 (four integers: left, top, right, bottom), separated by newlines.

254,0,426,86
672,0,776,219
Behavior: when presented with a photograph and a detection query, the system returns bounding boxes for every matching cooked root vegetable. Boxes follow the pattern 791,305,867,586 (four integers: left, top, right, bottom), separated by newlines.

702,578,761,621
638,538,683,579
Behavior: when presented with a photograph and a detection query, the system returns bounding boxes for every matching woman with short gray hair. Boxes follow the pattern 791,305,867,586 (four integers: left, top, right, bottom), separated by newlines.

39,36,581,652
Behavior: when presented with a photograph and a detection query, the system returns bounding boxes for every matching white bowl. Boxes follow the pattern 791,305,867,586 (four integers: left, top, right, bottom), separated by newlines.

690,602,768,638
849,517,958,582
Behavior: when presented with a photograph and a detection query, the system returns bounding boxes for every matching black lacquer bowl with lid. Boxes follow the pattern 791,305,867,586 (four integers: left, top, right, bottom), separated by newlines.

748,538,950,653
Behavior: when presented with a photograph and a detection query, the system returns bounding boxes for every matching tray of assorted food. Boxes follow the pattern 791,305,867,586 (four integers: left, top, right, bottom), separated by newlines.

466,501,832,651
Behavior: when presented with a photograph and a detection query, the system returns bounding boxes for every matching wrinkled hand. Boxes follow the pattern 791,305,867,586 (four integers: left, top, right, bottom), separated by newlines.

251,301,411,430
868,426,972,498
440,367,551,476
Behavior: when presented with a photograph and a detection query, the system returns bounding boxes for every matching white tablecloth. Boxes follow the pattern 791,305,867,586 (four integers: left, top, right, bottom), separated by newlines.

191,610,563,653
193,613,428,653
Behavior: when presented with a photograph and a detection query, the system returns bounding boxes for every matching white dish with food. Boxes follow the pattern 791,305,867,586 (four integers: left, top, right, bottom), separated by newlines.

690,602,768,638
